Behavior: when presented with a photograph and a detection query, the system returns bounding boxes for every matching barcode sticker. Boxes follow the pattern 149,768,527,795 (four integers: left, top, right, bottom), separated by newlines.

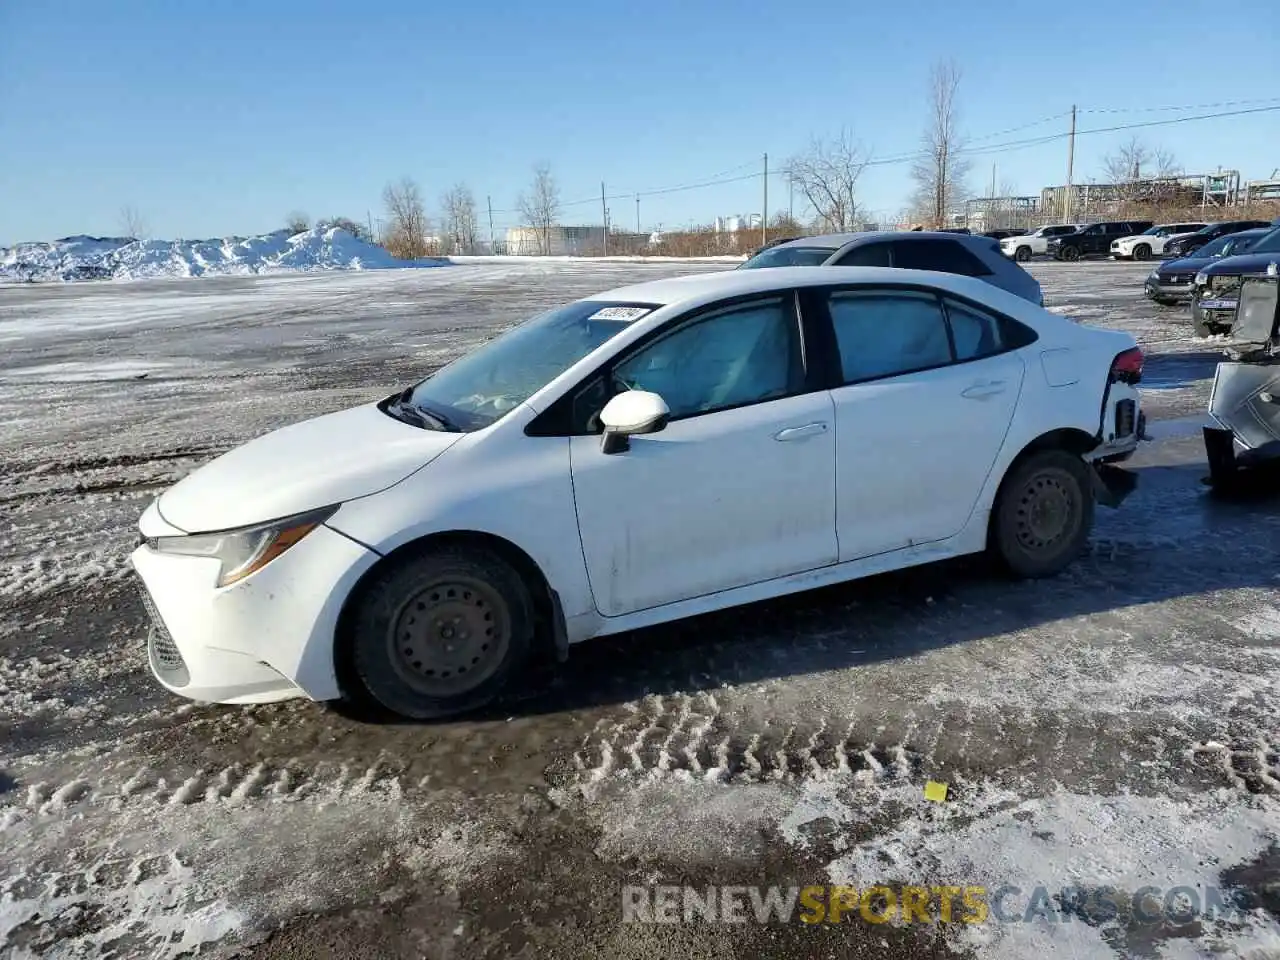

588,306,652,322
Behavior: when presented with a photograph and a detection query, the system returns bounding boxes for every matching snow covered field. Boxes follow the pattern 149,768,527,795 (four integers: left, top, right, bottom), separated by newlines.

1,259,1277,959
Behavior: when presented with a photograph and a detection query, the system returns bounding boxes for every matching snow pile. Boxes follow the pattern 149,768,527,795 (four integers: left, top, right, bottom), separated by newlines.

0,228,445,283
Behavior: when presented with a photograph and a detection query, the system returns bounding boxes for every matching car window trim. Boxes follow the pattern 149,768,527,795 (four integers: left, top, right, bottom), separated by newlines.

800,281,1039,389
524,288,822,437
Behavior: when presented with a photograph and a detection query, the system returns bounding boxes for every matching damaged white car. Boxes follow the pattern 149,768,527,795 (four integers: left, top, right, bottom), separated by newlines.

132,266,1145,719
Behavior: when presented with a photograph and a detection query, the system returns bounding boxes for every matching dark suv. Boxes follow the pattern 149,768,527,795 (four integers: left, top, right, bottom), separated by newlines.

737,230,1043,304
1164,220,1274,258
1047,221,1155,261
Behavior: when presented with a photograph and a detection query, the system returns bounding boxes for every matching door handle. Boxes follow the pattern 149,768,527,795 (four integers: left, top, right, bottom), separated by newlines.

961,380,1007,400
774,422,829,442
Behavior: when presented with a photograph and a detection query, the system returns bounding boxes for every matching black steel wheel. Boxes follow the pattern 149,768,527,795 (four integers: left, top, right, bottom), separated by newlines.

345,545,534,719
991,449,1094,579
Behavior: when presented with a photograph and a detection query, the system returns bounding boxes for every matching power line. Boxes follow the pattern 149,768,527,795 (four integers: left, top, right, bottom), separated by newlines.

1079,97,1280,115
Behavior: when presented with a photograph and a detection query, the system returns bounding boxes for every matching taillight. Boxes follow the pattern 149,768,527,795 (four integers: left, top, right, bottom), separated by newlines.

1110,346,1143,385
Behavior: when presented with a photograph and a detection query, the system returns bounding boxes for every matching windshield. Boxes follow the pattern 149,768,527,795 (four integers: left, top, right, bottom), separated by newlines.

739,245,834,269
1249,227,1280,254
1198,233,1259,258
399,300,655,431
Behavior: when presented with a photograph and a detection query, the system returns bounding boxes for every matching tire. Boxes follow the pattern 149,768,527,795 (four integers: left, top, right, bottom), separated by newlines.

1132,244,1151,261
1014,246,1032,263
990,449,1095,579
344,545,535,720
1059,245,1081,262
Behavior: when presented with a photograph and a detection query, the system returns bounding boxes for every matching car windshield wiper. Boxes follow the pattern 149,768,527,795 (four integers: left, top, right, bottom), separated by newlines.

389,389,460,432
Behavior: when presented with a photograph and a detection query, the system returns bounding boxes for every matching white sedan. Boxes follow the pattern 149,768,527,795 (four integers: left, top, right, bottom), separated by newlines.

132,266,1145,719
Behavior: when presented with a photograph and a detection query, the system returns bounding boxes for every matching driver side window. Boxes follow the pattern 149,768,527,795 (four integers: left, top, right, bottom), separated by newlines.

610,297,803,420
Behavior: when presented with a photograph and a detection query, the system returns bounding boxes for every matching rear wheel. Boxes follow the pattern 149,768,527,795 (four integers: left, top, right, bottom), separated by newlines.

1014,246,1032,263
990,449,1094,579
1132,244,1152,261
345,546,534,719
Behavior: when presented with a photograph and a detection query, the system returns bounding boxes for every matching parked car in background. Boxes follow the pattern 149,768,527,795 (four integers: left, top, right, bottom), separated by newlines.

1048,221,1155,261
1000,224,1083,262
1110,222,1208,261
1163,220,1274,258
983,229,1028,241
131,265,1144,719
1144,228,1271,305
1190,226,1280,336
737,231,1043,304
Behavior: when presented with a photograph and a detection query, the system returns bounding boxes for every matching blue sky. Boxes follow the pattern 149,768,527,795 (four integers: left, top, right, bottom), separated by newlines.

2,0,1278,244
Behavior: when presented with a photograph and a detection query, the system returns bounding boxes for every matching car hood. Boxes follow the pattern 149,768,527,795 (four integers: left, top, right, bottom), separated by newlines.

1157,255,1215,276
1198,252,1280,277
155,401,464,533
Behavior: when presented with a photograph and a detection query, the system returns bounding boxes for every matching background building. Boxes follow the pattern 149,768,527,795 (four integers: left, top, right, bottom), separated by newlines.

505,225,607,255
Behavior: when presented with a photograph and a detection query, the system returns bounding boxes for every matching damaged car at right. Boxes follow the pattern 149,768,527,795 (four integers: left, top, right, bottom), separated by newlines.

1203,272,1280,492
1190,225,1280,337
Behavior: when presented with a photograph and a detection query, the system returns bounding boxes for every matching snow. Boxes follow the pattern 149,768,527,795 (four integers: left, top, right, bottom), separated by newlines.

811,781,1280,959
0,227,447,283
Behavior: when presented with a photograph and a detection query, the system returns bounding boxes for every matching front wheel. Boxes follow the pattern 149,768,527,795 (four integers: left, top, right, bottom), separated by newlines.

990,449,1095,579
1059,246,1081,262
1132,244,1152,261
345,546,534,719
1014,246,1032,263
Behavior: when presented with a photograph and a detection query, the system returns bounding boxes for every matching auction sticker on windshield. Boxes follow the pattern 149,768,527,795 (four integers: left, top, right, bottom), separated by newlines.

588,306,654,322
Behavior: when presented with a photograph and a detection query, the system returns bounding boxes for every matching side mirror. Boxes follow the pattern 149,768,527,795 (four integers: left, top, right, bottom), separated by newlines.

598,390,669,454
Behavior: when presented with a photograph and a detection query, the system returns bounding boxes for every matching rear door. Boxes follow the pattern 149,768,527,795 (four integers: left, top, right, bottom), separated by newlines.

807,285,1027,561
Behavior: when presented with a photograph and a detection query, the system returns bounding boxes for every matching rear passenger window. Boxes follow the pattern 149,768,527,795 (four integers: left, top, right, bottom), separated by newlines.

835,242,891,267
945,298,1005,360
890,239,993,276
826,291,952,384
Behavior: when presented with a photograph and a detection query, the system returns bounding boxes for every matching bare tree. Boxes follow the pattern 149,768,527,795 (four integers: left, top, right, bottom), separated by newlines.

439,183,479,254
316,216,369,241
909,59,971,229
285,211,311,234
1102,138,1183,202
517,163,561,255
381,177,430,259
784,130,869,233
118,204,148,239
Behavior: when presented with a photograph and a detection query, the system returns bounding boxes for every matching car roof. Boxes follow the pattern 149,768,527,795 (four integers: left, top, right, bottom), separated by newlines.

586,265,1018,309
761,230,992,251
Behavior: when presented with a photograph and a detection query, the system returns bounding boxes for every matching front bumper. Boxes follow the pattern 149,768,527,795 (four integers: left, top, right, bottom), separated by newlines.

131,522,380,705
1192,293,1239,329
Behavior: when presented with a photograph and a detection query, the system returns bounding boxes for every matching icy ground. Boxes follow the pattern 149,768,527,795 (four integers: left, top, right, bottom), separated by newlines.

0,227,444,283
1,260,1277,959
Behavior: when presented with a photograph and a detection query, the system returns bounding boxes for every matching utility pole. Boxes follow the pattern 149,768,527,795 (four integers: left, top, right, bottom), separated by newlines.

1064,104,1077,222
366,210,373,241
601,181,608,256
635,194,640,234
990,162,997,199
762,153,768,247
788,173,794,222
486,195,495,253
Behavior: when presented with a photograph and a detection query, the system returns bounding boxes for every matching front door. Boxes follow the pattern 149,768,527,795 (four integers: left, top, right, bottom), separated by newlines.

814,287,1025,561
569,294,838,617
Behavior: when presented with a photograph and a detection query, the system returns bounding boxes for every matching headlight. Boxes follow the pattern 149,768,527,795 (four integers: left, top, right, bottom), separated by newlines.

147,506,336,587
1195,271,1208,286
1149,268,1159,279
